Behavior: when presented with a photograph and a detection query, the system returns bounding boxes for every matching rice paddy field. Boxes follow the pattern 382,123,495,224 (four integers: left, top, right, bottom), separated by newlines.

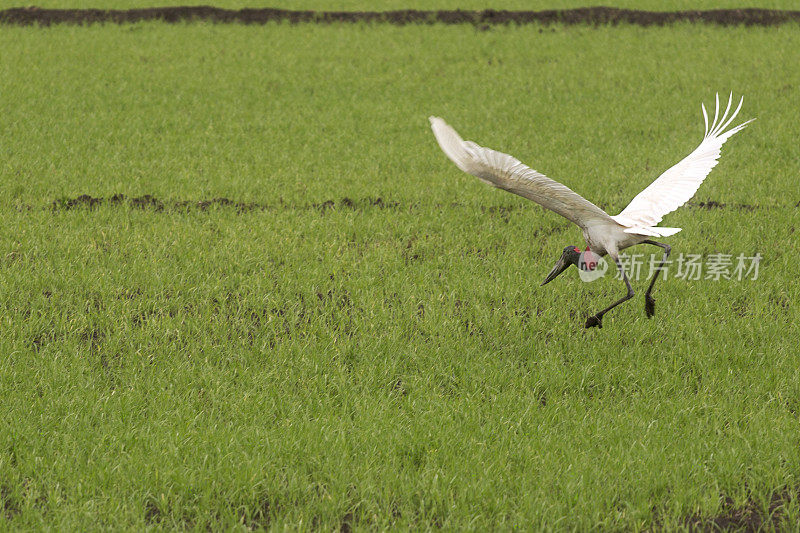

5,1,800,10
1,5,799,531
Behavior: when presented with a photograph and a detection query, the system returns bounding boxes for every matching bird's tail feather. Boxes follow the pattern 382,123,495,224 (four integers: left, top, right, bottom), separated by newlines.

624,227,682,237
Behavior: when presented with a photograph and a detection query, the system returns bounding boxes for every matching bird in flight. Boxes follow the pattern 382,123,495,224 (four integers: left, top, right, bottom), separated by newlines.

429,94,753,328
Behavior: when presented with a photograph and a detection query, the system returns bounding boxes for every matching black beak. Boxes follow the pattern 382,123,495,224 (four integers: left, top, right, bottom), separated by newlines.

541,254,571,286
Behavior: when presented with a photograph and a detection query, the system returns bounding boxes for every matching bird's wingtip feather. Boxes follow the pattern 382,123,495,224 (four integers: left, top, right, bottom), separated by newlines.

701,103,709,136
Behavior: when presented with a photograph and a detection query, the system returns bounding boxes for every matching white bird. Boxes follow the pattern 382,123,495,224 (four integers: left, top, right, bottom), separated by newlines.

429,93,753,328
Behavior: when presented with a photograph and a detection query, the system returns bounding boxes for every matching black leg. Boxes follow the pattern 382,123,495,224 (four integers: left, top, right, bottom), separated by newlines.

585,255,635,329
642,240,671,318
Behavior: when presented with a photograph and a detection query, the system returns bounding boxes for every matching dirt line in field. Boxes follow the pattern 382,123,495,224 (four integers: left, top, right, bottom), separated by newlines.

676,488,799,532
49,193,402,213
686,200,758,211
46,194,787,215
2,6,800,27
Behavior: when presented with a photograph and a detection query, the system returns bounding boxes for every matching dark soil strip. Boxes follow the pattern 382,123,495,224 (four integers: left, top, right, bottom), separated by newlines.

50,193,400,213
687,200,758,211
678,489,798,532
47,194,794,214
2,6,800,27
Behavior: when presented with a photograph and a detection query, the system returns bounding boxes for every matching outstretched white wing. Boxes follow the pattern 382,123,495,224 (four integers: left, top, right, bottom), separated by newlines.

612,93,754,229
429,116,615,229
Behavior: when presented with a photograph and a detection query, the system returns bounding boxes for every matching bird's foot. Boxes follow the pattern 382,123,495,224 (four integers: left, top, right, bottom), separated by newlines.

585,314,603,329
645,294,656,318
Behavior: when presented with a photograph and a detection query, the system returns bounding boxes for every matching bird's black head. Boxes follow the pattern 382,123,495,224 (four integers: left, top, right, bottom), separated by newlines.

541,246,582,286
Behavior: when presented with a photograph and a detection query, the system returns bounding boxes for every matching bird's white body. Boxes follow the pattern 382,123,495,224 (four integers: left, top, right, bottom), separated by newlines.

581,221,647,257
429,93,753,258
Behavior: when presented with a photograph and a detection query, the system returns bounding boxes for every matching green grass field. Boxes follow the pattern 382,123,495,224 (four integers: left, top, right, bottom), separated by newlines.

1,20,799,530
2,1,800,11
